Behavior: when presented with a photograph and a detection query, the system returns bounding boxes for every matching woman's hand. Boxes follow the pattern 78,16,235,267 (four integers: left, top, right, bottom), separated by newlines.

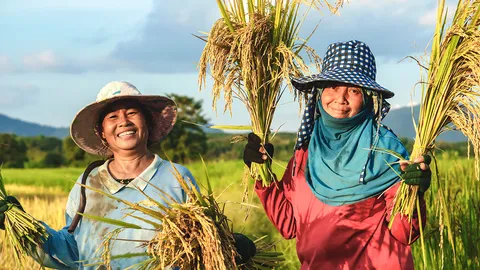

399,155,432,194
0,196,23,230
243,133,274,168
233,233,256,264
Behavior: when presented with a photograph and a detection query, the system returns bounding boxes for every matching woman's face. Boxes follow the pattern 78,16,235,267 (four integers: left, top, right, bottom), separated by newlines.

321,83,364,118
100,100,149,155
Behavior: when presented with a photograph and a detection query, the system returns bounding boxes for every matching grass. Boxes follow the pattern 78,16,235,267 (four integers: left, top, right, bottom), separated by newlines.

412,158,480,269
1,155,479,269
1,168,83,193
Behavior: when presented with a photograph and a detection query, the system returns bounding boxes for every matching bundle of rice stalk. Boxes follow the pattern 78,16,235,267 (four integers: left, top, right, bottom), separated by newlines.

0,169,47,268
198,0,344,186
240,236,285,269
390,0,480,231
80,159,283,270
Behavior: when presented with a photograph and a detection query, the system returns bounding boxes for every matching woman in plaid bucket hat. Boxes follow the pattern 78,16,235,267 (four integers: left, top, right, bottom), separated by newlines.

244,40,432,269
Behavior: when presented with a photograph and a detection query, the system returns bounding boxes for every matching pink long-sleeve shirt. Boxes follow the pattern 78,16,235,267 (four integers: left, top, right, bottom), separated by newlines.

255,148,426,270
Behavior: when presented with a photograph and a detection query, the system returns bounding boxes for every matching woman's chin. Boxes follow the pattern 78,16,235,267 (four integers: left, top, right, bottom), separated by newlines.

329,112,350,119
111,143,146,154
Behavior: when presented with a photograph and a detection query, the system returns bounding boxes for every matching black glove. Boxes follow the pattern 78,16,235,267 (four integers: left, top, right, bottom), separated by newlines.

0,196,23,230
233,233,256,265
401,154,432,194
243,133,274,168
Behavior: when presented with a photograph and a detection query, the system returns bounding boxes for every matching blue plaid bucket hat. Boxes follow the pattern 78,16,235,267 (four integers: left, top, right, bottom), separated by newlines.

291,40,394,99
293,40,396,150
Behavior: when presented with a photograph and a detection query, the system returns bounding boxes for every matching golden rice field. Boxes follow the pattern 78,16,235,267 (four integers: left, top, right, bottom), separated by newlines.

1,156,479,269
0,185,67,270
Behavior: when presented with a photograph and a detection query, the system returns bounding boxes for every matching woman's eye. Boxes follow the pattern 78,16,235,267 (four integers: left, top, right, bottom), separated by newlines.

108,115,117,119
350,89,361,95
128,111,138,116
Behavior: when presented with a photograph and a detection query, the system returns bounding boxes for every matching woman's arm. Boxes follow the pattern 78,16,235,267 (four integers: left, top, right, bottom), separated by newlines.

29,182,83,269
384,182,427,245
30,216,79,269
254,157,297,239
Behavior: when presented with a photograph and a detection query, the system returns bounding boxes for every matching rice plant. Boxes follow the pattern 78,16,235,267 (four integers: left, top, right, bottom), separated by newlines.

0,169,47,268
390,0,480,264
412,157,480,269
80,160,284,270
198,0,345,186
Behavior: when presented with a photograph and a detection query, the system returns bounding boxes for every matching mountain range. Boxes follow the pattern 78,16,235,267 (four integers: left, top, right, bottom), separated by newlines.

0,106,467,142
0,113,69,138
382,105,466,142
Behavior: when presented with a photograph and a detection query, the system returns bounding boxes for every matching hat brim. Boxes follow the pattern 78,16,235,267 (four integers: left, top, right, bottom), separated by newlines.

70,95,177,156
291,68,394,99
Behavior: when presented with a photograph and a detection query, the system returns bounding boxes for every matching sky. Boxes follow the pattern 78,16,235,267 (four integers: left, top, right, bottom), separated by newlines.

0,0,458,132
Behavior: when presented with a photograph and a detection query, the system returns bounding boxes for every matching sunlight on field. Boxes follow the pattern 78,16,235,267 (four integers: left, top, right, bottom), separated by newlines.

0,185,67,270
1,157,478,269
0,164,300,270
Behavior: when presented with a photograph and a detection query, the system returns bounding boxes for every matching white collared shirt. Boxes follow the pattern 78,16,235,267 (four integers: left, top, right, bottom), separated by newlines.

36,154,197,269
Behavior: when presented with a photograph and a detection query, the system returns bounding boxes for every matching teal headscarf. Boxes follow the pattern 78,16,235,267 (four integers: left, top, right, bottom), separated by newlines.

306,91,408,206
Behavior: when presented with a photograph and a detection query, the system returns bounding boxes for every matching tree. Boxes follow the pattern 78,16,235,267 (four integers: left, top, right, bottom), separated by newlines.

23,136,64,168
62,136,101,167
151,94,209,163
0,134,27,168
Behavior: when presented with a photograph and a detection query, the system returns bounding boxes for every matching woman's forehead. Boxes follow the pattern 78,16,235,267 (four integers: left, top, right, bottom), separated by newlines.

323,81,362,89
104,99,143,113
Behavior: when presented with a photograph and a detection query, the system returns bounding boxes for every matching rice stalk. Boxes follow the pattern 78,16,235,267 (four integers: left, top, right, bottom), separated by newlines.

198,0,345,186
80,160,283,269
390,0,480,239
0,168,48,269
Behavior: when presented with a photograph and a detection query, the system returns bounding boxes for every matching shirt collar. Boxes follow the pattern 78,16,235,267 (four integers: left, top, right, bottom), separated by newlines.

97,154,164,194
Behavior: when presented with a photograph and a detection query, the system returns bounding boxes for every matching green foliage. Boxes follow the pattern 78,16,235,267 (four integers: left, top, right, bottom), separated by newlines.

150,94,209,163
412,157,480,269
62,136,102,167
205,132,296,161
0,134,27,168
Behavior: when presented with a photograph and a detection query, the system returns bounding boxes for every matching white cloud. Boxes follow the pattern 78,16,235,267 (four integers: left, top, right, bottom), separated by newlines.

347,0,418,9
418,4,455,26
418,7,437,26
2,0,152,11
23,51,61,71
0,55,16,73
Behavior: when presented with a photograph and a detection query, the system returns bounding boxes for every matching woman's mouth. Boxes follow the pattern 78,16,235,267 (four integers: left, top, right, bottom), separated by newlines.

118,130,136,138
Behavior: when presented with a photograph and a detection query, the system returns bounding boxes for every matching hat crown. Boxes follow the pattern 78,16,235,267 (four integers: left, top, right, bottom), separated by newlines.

323,40,377,80
96,81,142,102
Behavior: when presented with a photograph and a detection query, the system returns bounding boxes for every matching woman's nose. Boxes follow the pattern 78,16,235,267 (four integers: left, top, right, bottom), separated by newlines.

118,113,132,126
334,91,348,103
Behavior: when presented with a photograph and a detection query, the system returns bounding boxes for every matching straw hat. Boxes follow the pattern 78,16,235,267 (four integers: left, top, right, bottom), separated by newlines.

291,40,394,99
70,81,177,156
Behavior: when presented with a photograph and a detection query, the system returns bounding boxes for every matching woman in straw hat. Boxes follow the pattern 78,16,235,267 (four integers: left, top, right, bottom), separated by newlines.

0,81,199,268
243,40,432,269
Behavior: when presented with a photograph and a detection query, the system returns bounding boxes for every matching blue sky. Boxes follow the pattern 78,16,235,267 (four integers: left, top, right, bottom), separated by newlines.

0,0,457,132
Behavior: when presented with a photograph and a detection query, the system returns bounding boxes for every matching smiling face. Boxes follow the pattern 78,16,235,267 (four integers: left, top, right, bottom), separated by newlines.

99,100,150,156
321,82,364,118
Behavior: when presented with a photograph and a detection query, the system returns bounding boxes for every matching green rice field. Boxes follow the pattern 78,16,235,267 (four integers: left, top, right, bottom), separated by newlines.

1,155,479,269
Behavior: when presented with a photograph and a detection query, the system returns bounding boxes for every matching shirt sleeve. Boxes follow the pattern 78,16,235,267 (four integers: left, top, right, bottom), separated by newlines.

31,216,79,269
29,176,84,269
384,181,427,245
254,157,297,239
